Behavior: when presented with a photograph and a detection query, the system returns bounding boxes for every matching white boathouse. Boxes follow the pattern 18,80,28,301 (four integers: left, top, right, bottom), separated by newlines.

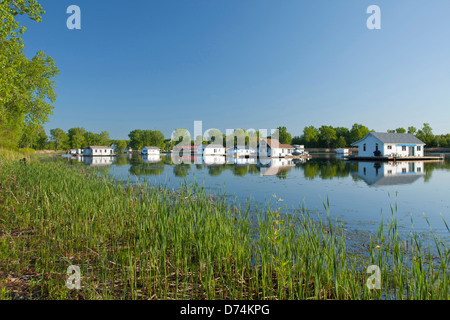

351,132,425,158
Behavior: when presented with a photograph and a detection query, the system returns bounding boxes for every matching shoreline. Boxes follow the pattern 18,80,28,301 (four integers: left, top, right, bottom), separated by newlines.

1,151,449,300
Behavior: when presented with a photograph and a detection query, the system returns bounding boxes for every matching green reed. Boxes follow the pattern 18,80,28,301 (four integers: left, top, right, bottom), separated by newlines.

0,153,449,300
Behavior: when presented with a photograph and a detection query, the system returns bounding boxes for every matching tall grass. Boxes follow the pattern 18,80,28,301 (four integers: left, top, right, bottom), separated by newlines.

0,154,449,300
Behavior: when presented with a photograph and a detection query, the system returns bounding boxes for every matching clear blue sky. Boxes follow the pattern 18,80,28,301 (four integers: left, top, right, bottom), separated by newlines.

19,0,450,140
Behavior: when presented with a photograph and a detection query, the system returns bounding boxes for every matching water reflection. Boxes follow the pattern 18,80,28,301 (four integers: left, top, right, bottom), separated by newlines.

63,154,448,187
352,161,425,186
77,155,115,167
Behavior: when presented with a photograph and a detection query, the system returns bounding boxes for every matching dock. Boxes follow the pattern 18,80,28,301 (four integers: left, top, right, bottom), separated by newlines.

347,155,445,162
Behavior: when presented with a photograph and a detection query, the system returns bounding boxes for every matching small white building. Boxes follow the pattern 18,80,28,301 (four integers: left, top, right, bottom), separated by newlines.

198,144,226,156
82,146,114,157
351,132,425,158
110,143,119,153
336,148,349,155
226,145,257,158
258,139,295,158
142,146,160,156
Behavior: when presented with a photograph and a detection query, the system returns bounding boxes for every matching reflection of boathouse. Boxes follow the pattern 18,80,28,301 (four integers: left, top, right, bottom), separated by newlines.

226,156,257,166
352,161,425,186
203,155,226,165
142,154,161,164
257,158,295,176
80,156,115,167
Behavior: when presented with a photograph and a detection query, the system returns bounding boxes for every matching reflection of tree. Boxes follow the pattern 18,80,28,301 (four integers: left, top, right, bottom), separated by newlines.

128,154,144,166
129,163,165,176
233,166,248,177
276,170,288,180
174,164,191,177
423,159,450,183
247,165,259,175
298,159,358,180
115,155,129,166
208,165,225,176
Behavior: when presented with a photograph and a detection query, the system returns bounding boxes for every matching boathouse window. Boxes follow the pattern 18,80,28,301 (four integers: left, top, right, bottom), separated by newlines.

363,144,366,152
417,146,422,151
375,143,379,151
418,167,422,173
402,146,407,151
388,170,392,174
387,145,392,150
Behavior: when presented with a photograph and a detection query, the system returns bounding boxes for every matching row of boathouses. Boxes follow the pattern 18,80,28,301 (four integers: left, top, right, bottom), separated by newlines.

68,133,443,161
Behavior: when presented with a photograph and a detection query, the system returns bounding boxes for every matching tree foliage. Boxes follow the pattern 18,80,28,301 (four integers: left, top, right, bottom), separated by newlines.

0,0,59,148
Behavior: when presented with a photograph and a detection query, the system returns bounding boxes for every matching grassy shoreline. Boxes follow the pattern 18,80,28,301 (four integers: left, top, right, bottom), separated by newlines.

0,150,449,300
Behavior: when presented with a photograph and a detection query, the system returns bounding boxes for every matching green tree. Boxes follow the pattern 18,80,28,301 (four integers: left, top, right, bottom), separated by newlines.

349,123,370,144
276,126,292,145
416,123,435,147
68,127,87,149
111,140,127,152
302,126,319,147
336,136,347,148
396,128,406,134
18,122,46,149
50,128,69,151
408,126,417,135
0,0,59,148
319,126,337,148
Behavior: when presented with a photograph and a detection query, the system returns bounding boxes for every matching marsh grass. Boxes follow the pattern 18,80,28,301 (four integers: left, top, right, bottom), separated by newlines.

0,152,449,300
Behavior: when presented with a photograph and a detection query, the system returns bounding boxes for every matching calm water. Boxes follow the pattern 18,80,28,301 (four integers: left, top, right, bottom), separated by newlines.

55,153,450,242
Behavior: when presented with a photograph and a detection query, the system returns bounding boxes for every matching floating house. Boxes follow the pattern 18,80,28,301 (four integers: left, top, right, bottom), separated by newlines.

198,144,226,156
82,146,114,157
175,145,200,155
226,145,257,158
351,132,425,158
336,148,350,155
142,146,160,156
352,161,425,187
258,138,295,158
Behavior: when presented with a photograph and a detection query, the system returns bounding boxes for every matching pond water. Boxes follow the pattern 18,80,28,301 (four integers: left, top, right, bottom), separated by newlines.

54,153,450,242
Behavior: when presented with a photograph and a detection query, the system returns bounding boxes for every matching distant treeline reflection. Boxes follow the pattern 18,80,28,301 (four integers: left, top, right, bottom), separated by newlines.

124,155,360,180
61,154,450,182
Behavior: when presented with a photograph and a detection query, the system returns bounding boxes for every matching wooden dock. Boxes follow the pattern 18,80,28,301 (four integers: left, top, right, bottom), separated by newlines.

346,155,445,162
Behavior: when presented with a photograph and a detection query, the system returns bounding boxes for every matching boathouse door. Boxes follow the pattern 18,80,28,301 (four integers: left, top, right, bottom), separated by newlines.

409,146,415,156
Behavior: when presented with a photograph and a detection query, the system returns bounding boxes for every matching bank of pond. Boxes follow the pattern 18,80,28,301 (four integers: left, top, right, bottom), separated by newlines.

0,151,449,300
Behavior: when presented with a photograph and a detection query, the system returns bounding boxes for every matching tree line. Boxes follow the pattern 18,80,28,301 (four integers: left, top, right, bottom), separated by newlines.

290,123,449,149
15,122,450,152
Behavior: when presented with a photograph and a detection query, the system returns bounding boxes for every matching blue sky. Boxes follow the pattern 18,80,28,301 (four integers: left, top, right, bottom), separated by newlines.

19,0,450,140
